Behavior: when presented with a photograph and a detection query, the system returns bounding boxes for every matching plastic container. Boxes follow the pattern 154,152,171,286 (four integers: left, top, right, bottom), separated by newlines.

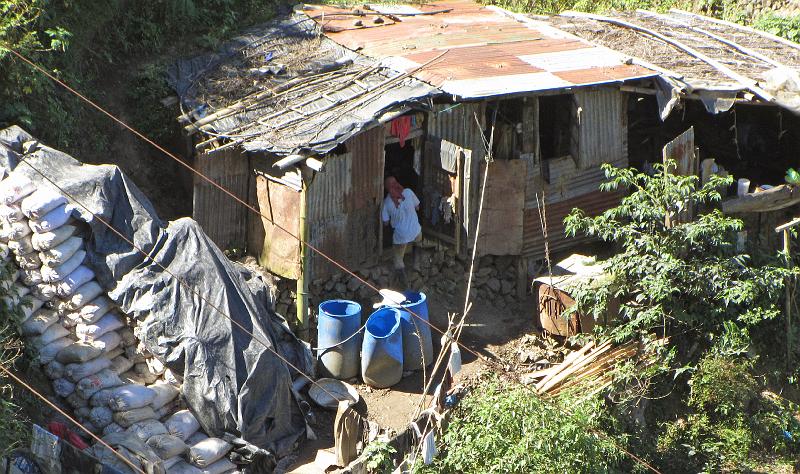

317,300,362,380
361,308,403,388
387,291,434,371
737,178,751,196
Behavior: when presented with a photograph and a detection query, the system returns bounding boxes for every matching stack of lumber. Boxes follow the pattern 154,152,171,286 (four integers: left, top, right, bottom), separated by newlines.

524,338,666,397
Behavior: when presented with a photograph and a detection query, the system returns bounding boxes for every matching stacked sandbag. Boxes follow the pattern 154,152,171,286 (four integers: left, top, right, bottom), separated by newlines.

0,175,232,472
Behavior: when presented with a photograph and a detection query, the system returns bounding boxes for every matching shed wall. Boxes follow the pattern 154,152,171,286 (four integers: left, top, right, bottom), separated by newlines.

307,126,385,280
193,148,250,252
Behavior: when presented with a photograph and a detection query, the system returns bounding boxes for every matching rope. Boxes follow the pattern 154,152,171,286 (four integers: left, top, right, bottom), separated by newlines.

2,46,663,473
0,365,147,474
17,157,346,405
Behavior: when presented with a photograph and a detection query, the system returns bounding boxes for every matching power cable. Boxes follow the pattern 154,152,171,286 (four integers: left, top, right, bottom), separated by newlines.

3,45,662,473
0,365,147,474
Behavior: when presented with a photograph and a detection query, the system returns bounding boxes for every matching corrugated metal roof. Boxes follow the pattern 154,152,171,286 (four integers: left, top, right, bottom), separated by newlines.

305,0,656,98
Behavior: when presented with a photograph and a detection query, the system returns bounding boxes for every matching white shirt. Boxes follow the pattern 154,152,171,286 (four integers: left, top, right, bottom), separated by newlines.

381,188,421,244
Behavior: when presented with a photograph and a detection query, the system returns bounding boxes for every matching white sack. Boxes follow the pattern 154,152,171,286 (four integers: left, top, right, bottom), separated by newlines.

21,308,58,336
68,281,104,311
107,384,157,411
33,323,69,348
33,224,76,252
110,356,134,375
187,438,232,468
169,461,203,474
113,406,157,428
20,297,45,321
8,233,33,254
0,242,9,260
76,368,124,400
0,204,24,222
132,363,159,384
66,357,112,382
146,357,166,376
41,249,85,283
200,457,236,474
163,457,182,471
19,268,42,286
147,434,189,459
52,378,75,398
166,410,201,441
80,296,114,323
39,236,82,268
65,392,87,409
125,419,167,443
15,251,40,269
21,189,67,220
89,406,114,429
75,407,91,420
56,341,104,364
90,388,114,407
95,330,122,353
5,221,31,241
105,347,124,361
0,175,35,204
29,203,72,234
102,422,124,436
148,382,179,410
76,313,123,342
44,360,65,380
32,283,57,301
186,432,209,446
38,337,73,365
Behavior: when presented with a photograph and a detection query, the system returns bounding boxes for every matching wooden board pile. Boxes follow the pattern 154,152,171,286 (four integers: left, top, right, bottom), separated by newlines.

0,175,236,473
524,338,666,397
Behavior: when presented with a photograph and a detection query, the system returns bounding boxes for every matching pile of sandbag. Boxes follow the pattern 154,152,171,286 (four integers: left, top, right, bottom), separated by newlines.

0,176,235,473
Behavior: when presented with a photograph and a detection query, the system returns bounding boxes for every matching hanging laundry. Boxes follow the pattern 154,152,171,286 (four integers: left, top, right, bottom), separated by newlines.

390,115,413,147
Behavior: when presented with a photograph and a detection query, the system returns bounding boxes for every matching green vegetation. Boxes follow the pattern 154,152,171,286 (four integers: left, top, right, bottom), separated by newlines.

0,260,32,455
419,377,624,473
0,0,279,158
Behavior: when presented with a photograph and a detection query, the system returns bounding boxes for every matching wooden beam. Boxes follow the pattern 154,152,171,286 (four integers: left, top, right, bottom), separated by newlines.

721,184,800,213
561,11,776,103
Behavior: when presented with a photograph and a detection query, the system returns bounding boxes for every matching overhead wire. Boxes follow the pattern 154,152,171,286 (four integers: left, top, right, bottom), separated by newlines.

14,156,346,405
0,365,147,474
2,44,663,473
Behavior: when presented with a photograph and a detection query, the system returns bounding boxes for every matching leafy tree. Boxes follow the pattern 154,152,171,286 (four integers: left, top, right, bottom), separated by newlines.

564,161,793,342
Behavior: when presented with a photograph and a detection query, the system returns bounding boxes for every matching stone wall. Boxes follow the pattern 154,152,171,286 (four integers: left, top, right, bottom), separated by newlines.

271,243,525,338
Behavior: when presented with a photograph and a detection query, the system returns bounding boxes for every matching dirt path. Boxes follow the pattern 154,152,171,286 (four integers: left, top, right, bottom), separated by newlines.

283,288,537,472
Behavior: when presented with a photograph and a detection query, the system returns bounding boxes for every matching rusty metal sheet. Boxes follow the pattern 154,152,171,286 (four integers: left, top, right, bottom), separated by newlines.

257,176,301,279
193,148,250,252
476,160,526,256
522,190,623,259
663,127,696,176
307,0,657,98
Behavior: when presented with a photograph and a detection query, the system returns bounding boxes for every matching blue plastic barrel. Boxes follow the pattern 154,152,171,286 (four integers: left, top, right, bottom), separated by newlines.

388,291,434,371
361,307,403,388
317,300,362,380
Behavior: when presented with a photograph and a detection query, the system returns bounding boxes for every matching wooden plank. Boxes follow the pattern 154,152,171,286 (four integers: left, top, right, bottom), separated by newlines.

476,159,526,256
722,184,800,213
257,176,301,279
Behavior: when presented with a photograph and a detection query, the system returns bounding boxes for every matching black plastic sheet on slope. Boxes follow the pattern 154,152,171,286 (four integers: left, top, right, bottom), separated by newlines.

0,126,313,458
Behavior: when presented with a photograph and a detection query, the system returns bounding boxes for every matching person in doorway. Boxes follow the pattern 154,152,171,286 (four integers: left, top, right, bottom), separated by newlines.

382,176,421,287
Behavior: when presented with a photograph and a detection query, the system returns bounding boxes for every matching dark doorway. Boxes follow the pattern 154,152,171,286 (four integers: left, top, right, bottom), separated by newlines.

383,141,419,249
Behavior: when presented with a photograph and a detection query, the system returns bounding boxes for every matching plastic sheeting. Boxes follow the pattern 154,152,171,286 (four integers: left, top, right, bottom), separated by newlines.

0,126,312,456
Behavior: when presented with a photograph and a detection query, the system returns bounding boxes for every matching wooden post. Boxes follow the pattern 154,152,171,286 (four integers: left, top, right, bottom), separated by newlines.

296,175,310,340
775,217,800,368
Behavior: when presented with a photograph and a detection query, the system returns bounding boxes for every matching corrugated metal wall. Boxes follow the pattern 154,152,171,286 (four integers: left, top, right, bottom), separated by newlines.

522,190,623,258
427,102,486,251
193,148,250,252
522,87,628,259
307,126,385,279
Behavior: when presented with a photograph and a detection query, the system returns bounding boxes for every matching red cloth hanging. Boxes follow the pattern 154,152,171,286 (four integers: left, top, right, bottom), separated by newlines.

390,116,413,147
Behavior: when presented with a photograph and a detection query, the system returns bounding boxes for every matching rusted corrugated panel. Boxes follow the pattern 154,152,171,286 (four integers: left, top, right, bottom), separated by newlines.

522,190,623,258
193,148,249,251
309,0,657,98
574,88,627,169
477,160,525,256
257,176,301,279
307,127,385,278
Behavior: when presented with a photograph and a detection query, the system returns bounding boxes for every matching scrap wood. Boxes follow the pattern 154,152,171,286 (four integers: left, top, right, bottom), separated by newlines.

534,339,663,396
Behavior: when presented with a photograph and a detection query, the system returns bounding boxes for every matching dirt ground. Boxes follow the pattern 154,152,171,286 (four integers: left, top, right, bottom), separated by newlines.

282,286,539,473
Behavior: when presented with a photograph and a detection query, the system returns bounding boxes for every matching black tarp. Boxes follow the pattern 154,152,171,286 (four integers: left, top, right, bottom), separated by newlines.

0,126,312,457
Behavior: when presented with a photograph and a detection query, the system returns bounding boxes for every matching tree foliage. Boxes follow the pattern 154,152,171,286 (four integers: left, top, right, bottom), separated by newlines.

564,161,793,341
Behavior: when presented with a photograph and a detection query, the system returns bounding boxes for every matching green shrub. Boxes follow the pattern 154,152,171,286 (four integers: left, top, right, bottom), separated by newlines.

419,377,624,473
